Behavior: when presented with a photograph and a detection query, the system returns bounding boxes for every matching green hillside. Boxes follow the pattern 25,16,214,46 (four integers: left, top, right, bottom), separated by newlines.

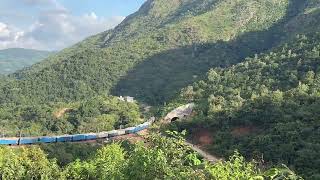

0,48,52,75
171,32,320,179
0,0,320,178
0,0,307,134
1,0,319,106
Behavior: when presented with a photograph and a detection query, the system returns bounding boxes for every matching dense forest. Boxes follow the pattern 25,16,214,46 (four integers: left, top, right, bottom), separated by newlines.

0,0,320,179
1,0,319,106
170,32,320,179
0,48,52,75
0,133,301,179
1,0,320,134
0,0,301,135
0,95,143,136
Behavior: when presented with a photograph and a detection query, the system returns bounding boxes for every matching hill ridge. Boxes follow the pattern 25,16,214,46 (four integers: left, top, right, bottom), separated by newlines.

3,0,319,106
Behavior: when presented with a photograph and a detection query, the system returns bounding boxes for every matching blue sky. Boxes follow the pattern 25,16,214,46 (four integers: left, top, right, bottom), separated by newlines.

0,0,146,50
60,0,145,17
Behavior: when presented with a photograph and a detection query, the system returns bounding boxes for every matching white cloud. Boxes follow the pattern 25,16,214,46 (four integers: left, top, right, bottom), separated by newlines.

0,1,125,50
0,22,26,49
85,12,98,20
0,22,11,39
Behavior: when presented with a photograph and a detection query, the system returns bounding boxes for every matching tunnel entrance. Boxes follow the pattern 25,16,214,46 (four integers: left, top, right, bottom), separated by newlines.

171,117,179,122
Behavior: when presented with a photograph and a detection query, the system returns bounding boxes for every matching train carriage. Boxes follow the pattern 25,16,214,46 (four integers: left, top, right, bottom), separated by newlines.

0,138,19,145
108,130,121,137
97,132,109,138
56,135,73,142
124,127,136,134
0,120,154,145
72,134,87,141
133,123,149,133
39,136,57,143
117,130,126,136
85,133,97,140
19,137,39,145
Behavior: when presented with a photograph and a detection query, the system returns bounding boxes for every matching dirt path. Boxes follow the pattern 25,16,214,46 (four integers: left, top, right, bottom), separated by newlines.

110,129,222,164
54,108,72,118
185,141,221,163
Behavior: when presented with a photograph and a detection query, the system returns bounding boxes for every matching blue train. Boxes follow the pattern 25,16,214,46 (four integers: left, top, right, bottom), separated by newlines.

0,119,154,146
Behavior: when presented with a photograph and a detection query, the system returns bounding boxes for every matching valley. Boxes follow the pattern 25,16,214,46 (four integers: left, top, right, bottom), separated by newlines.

0,48,53,75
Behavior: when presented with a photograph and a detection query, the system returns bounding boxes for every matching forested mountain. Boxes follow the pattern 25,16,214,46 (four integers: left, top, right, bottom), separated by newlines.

0,0,320,178
1,0,319,137
172,32,320,179
0,48,52,74
1,0,319,106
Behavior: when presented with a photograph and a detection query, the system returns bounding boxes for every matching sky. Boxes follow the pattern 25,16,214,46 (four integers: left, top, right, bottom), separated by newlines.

0,0,146,51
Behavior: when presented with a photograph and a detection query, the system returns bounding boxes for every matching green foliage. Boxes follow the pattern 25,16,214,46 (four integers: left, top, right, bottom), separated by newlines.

65,143,126,180
0,147,61,179
207,151,260,180
0,95,143,136
263,165,303,180
0,133,301,180
0,0,320,178
174,33,320,178
1,0,320,107
40,143,100,166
